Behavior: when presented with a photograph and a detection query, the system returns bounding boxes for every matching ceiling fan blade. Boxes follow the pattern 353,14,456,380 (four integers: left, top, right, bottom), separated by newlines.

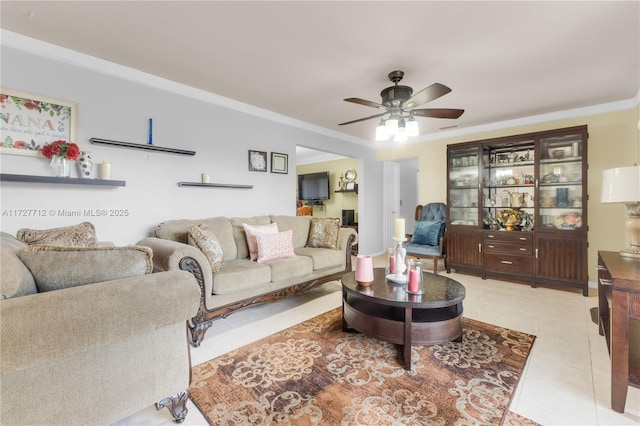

411,108,465,119
403,83,452,109
338,112,386,126
344,97,387,110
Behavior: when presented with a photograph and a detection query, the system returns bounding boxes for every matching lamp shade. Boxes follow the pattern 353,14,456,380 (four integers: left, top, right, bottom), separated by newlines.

601,165,640,203
375,121,389,141
405,119,419,137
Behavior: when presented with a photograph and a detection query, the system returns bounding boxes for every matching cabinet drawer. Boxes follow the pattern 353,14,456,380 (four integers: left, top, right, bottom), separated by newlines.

484,253,533,276
484,241,533,255
484,232,532,244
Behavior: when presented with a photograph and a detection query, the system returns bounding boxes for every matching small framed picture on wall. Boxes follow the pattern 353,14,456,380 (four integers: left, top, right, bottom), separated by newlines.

271,152,288,174
248,150,267,172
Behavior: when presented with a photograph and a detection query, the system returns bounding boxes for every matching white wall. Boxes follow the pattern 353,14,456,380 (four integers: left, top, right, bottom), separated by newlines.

398,157,419,232
0,37,385,253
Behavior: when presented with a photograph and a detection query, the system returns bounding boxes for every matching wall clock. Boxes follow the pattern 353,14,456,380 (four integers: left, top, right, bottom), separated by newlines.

345,169,357,182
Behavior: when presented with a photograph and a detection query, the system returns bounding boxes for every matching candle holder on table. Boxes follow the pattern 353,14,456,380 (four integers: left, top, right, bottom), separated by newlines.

386,237,408,284
406,258,424,295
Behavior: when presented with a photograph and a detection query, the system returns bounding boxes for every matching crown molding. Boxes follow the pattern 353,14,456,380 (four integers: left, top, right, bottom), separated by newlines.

0,30,370,147
2,29,637,150
411,94,640,145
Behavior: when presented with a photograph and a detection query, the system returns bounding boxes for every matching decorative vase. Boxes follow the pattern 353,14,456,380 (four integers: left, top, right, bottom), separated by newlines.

77,151,94,178
355,255,374,286
51,157,71,177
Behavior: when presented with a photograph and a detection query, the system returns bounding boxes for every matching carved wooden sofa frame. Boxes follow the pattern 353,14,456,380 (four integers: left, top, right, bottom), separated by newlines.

177,234,356,347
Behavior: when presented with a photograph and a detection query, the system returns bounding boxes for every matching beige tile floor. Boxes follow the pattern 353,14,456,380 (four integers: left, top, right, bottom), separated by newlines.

116,257,640,426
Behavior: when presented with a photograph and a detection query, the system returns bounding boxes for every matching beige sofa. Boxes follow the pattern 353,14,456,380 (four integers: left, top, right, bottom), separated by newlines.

140,215,357,346
0,232,201,425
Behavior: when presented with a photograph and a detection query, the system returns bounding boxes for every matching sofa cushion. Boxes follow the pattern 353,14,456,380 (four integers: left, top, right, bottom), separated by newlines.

256,230,295,263
155,217,237,261
266,255,313,282
1,232,38,299
188,225,224,273
412,221,444,246
211,259,271,294
16,222,98,247
270,215,312,248
294,247,343,271
232,216,271,259
306,217,340,249
404,243,442,256
243,222,278,261
17,245,153,292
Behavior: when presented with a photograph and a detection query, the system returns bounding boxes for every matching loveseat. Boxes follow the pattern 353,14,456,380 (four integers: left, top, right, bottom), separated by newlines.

0,228,201,425
139,215,357,346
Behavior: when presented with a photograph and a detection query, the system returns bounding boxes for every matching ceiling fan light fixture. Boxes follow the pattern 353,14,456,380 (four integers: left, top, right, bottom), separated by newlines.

375,120,390,141
393,131,408,143
385,118,398,132
339,70,462,142
405,117,419,137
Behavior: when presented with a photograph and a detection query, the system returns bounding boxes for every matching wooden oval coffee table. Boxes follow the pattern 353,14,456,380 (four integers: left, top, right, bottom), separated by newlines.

341,267,465,370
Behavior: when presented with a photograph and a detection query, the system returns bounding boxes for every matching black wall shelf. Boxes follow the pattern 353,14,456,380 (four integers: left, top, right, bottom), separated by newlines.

335,189,358,194
90,138,196,156
1,173,126,187
178,182,253,189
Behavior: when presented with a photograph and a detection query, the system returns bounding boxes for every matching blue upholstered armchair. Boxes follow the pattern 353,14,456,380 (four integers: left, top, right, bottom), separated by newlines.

405,202,447,274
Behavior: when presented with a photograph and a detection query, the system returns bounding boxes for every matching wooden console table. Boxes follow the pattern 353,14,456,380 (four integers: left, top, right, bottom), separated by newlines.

597,251,640,413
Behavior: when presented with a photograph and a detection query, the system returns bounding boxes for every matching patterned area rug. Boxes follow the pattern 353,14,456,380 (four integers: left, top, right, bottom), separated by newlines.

190,308,536,425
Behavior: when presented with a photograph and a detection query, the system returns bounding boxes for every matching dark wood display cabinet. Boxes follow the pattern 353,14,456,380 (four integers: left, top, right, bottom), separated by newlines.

446,125,589,296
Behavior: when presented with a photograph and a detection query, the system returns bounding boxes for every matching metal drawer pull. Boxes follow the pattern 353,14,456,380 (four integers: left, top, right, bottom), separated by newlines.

488,245,495,248
600,278,612,286
597,265,607,271
519,237,527,241
487,235,495,238
479,243,482,252
519,248,527,251
501,260,513,265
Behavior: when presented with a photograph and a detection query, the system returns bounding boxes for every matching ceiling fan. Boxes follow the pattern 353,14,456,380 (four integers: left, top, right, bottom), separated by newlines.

338,70,464,141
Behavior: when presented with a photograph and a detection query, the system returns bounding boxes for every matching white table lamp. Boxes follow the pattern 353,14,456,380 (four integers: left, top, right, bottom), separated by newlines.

601,165,640,257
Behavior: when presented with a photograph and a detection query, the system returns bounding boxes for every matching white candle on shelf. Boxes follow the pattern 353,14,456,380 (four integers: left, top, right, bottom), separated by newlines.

395,218,405,240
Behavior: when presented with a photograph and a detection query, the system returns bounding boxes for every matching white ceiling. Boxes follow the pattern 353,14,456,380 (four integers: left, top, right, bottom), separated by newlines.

1,1,639,147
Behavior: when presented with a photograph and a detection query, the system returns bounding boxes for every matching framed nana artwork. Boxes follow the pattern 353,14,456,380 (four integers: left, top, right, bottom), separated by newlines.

0,88,77,157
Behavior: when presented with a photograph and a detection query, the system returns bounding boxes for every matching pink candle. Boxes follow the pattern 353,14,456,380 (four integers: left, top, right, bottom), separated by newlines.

408,269,419,292
389,256,395,274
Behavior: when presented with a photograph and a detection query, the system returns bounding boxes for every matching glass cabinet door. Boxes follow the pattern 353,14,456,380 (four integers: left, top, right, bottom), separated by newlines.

538,132,585,232
481,141,535,230
448,147,480,226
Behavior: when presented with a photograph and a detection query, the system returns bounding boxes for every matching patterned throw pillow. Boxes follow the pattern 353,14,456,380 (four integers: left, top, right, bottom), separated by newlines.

256,229,296,263
16,222,98,247
243,223,278,261
306,217,340,249
411,221,444,246
188,225,224,273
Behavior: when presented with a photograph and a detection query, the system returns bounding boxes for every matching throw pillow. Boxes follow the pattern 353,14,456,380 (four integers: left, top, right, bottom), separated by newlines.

412,221,444,246
306,217,340,249
16,222,98,247
243,223,279,261
256,229,295,263
188,224,224,273
17,245,153,293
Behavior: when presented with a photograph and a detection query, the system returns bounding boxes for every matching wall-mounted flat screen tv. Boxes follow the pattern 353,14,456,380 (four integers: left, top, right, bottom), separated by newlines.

298,171,330,201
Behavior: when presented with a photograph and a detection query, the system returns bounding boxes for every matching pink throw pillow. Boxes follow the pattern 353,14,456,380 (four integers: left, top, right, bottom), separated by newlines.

256,229,295,263
243,223,278,261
